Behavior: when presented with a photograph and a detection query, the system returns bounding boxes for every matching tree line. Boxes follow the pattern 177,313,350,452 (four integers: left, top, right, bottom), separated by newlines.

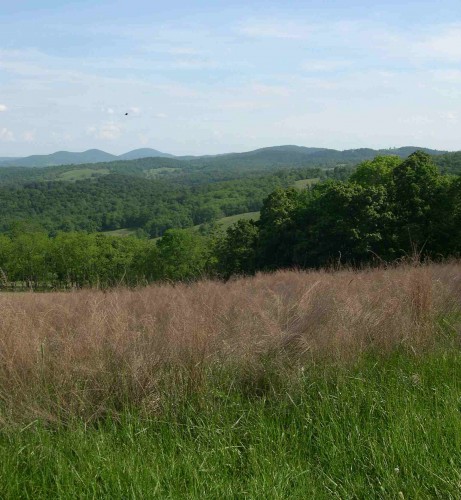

0,151,460,289
0,229,216,289
217,151,461,276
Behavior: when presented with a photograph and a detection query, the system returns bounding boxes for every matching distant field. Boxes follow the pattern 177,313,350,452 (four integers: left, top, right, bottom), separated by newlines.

144,167,181,178
188,211,260,234
101,212,259,240
58,168,110,181
217,211,260,230
293,177,320,189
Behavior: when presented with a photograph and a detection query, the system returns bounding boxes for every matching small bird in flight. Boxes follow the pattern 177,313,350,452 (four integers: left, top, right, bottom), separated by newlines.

125,112,129,116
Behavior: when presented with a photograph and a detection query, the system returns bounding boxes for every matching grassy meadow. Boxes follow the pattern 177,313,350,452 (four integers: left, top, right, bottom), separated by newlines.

57,168,111,181
1,263,461,497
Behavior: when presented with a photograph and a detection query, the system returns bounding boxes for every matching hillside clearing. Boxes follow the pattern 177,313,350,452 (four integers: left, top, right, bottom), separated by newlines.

58,168,110,181
215,210,260,229
102,227,138,237
293,177,320,189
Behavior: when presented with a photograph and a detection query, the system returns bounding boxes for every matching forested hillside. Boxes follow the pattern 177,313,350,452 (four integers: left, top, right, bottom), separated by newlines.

1,151,461,289
434,151,461,175
0,168,324,235
0,147,459,239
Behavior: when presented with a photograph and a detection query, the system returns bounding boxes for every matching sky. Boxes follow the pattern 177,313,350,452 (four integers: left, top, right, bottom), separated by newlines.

0,0,461,156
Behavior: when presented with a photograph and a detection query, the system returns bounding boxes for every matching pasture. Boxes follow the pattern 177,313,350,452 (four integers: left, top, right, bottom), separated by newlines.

1,263,461,497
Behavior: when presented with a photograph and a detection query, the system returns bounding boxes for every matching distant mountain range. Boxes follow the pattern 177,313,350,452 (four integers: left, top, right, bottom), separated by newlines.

0,148,175,167
0,145,451,168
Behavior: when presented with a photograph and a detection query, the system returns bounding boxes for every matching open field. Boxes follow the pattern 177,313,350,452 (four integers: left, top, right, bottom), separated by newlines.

144,166,181,178
57,168,110,181
102,227,139,237
1,263,461,497
215,210,260,230
293,177,320,189
108,212,261,239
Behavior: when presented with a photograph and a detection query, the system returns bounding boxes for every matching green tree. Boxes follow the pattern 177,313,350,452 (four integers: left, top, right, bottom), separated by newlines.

293,182,394,267
391,151,443,254
216,219,259,278
257,188,305,269
156,229,210,281
0,234,13,284
9,232,52,285
350,156,401,187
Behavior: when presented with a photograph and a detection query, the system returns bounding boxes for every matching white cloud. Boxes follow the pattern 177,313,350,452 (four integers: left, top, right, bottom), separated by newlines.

301,60,353,72
171,59,221,70
399,115,432,125
0,104,7,112
0,128,14,141
440,112,458,124
23,130,36,142
239,20,312,40
217,100,270,111
413,25,461,62
87,122,122,140
138,133,149,145
431,69,461,82
251,84,291,97
51,131,72,142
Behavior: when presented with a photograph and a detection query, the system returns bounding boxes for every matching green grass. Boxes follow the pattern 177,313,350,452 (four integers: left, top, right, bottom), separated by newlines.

58,168,110,181
187,211,261,236
216,211,260,230
2,352,461,498
293,177,320,189
102,227,138,237
144,167,181,178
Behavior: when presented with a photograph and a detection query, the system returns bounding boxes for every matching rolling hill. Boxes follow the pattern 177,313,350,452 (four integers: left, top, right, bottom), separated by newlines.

118,148,176,160
0,148,175,167
0,149,117,167
0,144,450,169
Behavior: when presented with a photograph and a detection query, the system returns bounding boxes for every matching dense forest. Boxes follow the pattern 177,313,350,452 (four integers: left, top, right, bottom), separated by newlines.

1,150,460,289
0,147,459,238
0,168,324,236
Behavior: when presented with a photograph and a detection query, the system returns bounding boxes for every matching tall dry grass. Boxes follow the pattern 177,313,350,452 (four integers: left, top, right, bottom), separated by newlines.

1,263,461,425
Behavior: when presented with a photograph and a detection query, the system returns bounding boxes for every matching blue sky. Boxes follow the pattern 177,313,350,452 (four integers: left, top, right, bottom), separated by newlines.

1,0,460,155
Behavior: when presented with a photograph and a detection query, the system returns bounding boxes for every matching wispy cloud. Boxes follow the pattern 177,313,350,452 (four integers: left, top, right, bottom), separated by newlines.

0,128,14,141
301,60,354,73
238,19,313,39
251,83,291,97
412,25,461,62
431,69,461,82
87,122,122,140
22,130,36,142
2,7,461,155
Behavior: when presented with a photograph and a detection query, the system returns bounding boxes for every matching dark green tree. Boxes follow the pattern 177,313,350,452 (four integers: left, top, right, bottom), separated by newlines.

215,219,259,278
391,151,443,255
